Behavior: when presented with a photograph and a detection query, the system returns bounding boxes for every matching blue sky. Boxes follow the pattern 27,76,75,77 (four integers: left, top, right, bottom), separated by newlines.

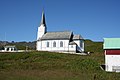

0,0,120,42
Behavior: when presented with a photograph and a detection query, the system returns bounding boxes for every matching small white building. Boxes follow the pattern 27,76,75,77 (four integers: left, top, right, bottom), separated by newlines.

36,11,84,53
104,38,120,72
4,45,17,52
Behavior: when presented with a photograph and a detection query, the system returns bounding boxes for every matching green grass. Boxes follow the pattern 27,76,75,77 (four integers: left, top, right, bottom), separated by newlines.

85,39,103,53
0,51,120,80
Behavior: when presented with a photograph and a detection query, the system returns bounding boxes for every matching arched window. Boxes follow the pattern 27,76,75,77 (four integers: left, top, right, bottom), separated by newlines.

80,40,83,48
47,42,49,47
53,41,56,47
60,41,63,47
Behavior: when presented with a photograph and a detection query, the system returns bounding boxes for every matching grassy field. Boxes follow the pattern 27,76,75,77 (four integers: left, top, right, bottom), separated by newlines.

0,51,120,80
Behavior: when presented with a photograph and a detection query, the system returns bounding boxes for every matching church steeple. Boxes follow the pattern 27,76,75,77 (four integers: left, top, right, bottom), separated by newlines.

40,10,46,26
37,10,47,40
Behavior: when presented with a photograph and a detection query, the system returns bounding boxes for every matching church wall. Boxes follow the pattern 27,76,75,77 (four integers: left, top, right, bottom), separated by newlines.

36,41,42,51
38,40,70,52
82,40,84,52
68,45,76,52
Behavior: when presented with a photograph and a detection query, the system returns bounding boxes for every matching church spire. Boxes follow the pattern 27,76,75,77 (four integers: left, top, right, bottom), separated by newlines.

37,10,47,40
40,10,46,26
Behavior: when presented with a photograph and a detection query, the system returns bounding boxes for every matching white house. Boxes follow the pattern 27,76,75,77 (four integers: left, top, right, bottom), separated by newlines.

104,38,120,72
3,45,17,52
36,11,84,53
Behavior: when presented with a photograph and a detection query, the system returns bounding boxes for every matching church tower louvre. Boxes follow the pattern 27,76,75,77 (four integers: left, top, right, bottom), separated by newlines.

37,10,47,40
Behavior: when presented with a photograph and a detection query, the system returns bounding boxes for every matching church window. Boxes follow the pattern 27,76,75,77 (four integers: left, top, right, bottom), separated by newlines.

80,40,83,48
71,45,73,48
53,41,56,47
60,41,63,47
47,42,49,47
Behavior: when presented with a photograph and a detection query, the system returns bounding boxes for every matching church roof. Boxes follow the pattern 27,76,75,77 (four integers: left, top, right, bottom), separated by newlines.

73,35,83,40
40,31,72,40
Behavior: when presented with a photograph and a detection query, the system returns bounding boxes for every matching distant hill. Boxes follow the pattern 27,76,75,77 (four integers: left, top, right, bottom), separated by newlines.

0,41,9,50
0,41,36,50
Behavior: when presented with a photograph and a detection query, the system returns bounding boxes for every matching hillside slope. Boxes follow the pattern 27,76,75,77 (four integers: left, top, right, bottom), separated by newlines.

85,39,103,53
0,51,120,80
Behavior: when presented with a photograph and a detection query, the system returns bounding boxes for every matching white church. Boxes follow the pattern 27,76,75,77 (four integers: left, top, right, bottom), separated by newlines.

36,11,84,53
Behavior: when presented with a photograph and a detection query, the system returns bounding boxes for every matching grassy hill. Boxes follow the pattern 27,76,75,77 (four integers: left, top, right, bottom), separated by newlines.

85,39,103,53
0,51,120,80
